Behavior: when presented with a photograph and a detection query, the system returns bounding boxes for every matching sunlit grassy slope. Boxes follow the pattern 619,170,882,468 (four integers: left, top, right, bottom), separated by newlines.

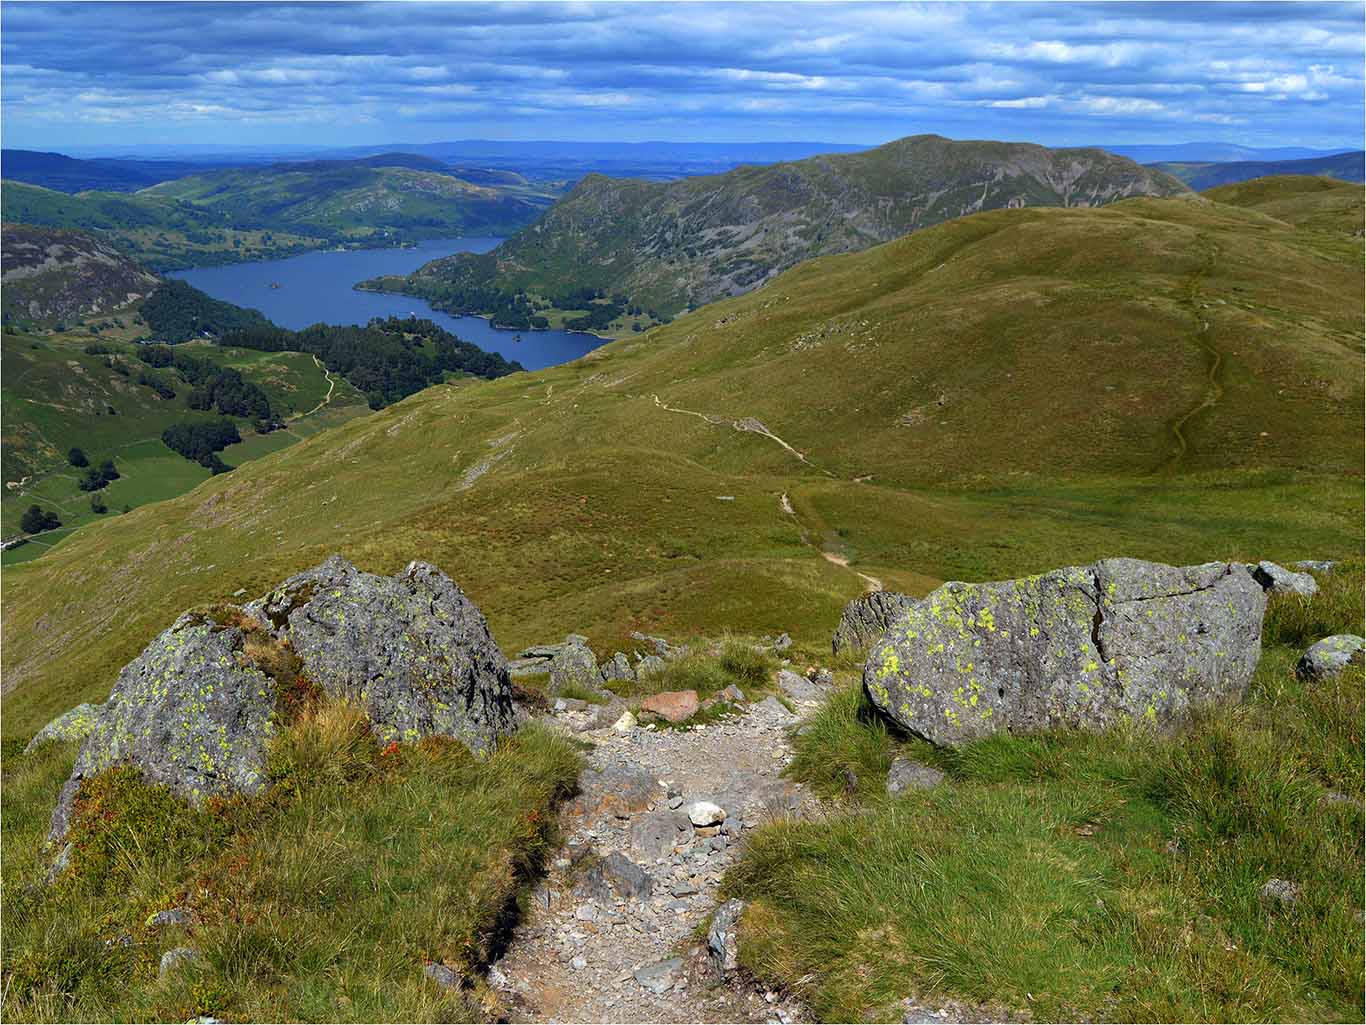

4,185,1362,739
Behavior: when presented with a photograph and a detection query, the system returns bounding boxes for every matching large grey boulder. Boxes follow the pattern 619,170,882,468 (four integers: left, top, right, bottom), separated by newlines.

1251,561,1319,597
47,614,280,845
832,590,914,654
865,559,1266,748
1296,635,1364,680
24,702,104,754
600,652,636,684
245,555,515,751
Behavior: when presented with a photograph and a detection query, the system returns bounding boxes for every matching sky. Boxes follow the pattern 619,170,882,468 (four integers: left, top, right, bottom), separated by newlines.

2,1,1363,152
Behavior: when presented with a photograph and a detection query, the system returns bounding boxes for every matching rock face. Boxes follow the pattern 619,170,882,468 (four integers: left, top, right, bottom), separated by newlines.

48,613,280,845
1296,635,1365,680
245,555,515,750
865,559,1267,748
832,590,914,654
1251,561,1319,597
24,702,104,754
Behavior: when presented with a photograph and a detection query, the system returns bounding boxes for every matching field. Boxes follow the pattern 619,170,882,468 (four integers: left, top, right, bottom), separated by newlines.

1,330,370,565
3,180,1361,740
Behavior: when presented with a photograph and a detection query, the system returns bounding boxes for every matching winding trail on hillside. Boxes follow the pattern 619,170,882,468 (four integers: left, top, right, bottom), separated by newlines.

780,492,884,593
651,394,818,469
294,355,337,420
1161,235,1225,472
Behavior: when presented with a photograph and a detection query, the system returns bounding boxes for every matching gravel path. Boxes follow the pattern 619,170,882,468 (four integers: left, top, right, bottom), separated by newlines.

488,695,817,1024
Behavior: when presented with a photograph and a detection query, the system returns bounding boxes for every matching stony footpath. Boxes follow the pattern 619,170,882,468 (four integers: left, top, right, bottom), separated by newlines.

488,695,813,1024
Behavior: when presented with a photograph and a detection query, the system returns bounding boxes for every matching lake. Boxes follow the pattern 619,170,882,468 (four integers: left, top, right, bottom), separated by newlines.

168,238,605,371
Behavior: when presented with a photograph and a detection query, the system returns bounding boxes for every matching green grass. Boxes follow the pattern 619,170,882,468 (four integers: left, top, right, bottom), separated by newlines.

604,638,778,702
723,577,1366,1022
1,704,581,1023
1,330,370,564
3,188,1361,741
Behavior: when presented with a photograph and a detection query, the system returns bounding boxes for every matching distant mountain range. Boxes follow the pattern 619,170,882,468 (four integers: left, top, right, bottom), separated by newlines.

1152,151,1364,190
1104,142,1351,163
364,134,1189,327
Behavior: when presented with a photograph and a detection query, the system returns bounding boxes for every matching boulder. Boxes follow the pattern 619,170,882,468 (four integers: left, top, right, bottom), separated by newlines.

687,800,726,826
639,689,699,724
47,613,280,846
547,635,602,696
865,559,1266,748
1292,560,1337,576
1251,561,1319,597
777,669,824,702
1296,635,1365,680
832,591,914,654
773,632,793,653
631,631,687,660
756,695,795,719
245,556,516,751
720,684,747,704
886,757,946,796
24,702,104,754
707,899,745,973
634,958,683,994
600,651,636,684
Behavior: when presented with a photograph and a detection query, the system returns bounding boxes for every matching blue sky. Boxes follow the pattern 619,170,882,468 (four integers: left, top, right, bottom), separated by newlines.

2,1,1362,151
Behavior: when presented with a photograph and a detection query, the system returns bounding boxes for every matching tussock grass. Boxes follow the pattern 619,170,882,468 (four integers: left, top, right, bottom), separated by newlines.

607,637,778,702
728,576,1365,1022
0,711,582,1023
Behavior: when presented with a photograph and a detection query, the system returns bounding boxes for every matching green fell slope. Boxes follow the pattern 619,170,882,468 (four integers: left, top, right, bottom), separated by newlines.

3,189,1361,739
142,159,553,241
0,181,326,271
376,134,1190,327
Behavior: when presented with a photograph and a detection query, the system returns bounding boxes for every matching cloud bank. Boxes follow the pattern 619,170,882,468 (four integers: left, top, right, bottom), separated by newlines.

2,1,1362,149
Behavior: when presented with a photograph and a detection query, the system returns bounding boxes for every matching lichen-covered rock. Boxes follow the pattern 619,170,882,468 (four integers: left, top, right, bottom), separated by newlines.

600,651,636,683
865,559,1266,748
24,702,104,754
1296,634,1365,680
1251,560,1319,597
47,613,279,845
245,555,515,751
636,654,666,678
546,635,602,696
832,590,914,654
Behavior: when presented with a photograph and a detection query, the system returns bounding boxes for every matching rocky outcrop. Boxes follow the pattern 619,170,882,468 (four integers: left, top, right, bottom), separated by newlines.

245,555,515,750
24,702,104,754
546,635,604,697
1251,561,1319,597
865,559,1266,747
47,556,517,851
1296,635,1365,680
47,613,280,845
832,590,914,654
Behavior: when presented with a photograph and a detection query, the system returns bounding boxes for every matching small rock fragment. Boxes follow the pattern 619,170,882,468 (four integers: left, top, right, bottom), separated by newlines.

634,958,684,994
886,756,946,796
159,946,199,979
687,801,726,826
1259,878,1301,909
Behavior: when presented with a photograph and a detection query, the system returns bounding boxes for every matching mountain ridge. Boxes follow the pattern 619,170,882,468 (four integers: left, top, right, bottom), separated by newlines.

372,133,1190,327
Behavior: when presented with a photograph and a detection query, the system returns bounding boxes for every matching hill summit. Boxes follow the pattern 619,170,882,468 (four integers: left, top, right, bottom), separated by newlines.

371,134,1190,328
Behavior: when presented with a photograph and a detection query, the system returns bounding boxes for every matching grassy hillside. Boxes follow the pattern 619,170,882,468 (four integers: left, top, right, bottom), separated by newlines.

3,187,1361,740
1,330,368,560
370,134,1190,330
1,224,160,327
143,159,554,241
1156,151,1364,190
0,182,326,271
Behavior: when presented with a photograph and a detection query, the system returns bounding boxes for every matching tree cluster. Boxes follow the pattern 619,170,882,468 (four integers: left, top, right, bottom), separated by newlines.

161,419,241,474
78,459,120,492
137,345,270,419
139,280,271,343
20,505,60,534
220,315,523,410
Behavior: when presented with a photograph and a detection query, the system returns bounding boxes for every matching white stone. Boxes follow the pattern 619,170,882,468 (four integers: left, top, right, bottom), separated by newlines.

686,800,726,826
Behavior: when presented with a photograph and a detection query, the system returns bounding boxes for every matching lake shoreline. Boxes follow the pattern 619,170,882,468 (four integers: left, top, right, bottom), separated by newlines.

351,281,619,342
